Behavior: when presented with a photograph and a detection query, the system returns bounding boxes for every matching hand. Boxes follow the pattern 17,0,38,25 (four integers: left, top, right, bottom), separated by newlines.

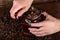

10,0,33,19
29,12,60,37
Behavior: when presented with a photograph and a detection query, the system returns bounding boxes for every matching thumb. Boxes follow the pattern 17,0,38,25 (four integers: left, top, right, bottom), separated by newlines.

42,12,56,20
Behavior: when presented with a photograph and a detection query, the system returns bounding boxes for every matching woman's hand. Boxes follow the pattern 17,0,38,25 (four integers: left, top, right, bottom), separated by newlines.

10,0,33,19
29,12,60,37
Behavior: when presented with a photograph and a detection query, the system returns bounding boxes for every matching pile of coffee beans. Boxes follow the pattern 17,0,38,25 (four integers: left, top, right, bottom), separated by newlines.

0,9,60,40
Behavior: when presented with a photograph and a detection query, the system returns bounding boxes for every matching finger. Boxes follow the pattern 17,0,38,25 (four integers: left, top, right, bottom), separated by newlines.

30,30,47,37
30,21,45,27
10,4,24,19
30,31,44,35
29,27,47,37
36,33,46,37
30,31,45,36
28,27,44,32
17,6,30,19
